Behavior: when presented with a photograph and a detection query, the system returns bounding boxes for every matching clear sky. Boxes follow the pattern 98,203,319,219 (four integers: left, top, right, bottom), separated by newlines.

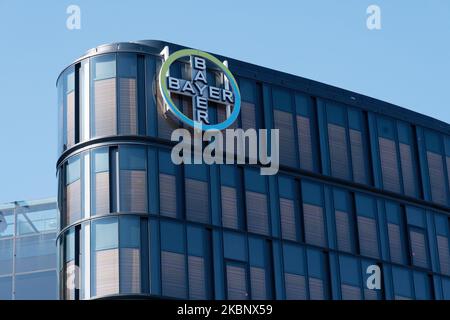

0,0,449,203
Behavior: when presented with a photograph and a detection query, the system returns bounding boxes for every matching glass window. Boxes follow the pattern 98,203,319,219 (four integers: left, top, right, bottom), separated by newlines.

443,277,450,300
397,122,419,197
238,78,258,131
0,208,15,238
406,206,429,269
249,237,271,300
91,148,110,215
302,181,326,247
0,239,13,275
91,218,119,297
385,201,408,265
223,231,247,261
307,249,329,300
15,271,57,300
185,163,210,224
187,226,211,299
435,214,450,276
15,233,57,274
119,216,141,294
220,165,242,230
159,150,178,218
117,54,138,135
63,229,76,300
348,108,370,184
91,54,117,138
65,156,82,226
333,188,356,253
0,276,12,300
339,255,362,300
283,243,306,300
17,206,57,236
424,130,448,206
226,261,249,300
278,176,300,241
413,271,433,300
392,266,413,299
160,221,187,299
119,146,147,213
273,87,297,168
355,194,379,259
295,93,318,172
65,68,76,149
377,116,401,193
244,168,269,236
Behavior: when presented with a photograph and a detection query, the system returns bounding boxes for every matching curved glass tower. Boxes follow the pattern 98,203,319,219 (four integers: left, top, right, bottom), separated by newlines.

57,41,450,300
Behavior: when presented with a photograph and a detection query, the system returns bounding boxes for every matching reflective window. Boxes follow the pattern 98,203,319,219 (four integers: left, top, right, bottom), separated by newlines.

413,271,433,300
0,208,15,238
424,130,448,206
160,221,186,298
159,150,179,218
406,206,430,269
118,54,138,135
119,146,147,213
385,201,408,265
355,194,379,259
187,225,212,299
302,181,326,247
91,54,117,138
244,168,269,235
0,276,12,300
220,165,243,230
15,270,57,300
119,216,141,294
249,237,271,300
91,218,119,297
339,255,362,300
333,188,356,254
65,156,82,226
185,163,210,224
307,249,329,300
278,176,300,241
434,214,450,276
392,266,413,300
283,243,306,300
91,148,110,215
295,93,319,172
0,239,13,275
15,233,56,273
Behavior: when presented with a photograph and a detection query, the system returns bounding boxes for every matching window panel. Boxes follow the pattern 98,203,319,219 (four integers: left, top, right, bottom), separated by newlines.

339,255,362,300
348,108,369,184
392,266,413,300
118,54,138,135
355,194,379,259
119,216,141,294
0,239,13,275
15,271,57,300
385,202,408,264
187,226,209,300
413,272,433,300
91,218,119,297
425,130,448,205
307,249,329,300
91,148,109,215
0,276,12,300
66,69,76,148
159,151,178,218
283,244,307,300
302,181,326,247
245,169,269,236
249,238,269,300
185,163,209,224
435,215,450,276
295,93,316,172
278,176,298,241
226,263,249,300
119,146,147,213
327,103,350,180
333,189,355,253
406,207,429,269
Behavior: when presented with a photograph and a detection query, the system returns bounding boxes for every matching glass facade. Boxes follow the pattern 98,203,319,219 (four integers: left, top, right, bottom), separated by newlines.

56,41,450,300
0,198,57,300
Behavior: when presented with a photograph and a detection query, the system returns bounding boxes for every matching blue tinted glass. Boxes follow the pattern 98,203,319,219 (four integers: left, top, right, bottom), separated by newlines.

15,271,57,300
327,103,346,126
278,176,295,199
385,201,400,224
66,156,80,184
120,146,146,170
117,53,137,78
0,276,11,300
239,78,255,102
445,136,450,156
392,266,412,298
161,221,184,253
339,255,360,285
187,225,204,256
159,150,176,175
307,249,325,278
93,148,109,173
397,122,412,144
443,277,450,300
333,188,349,212
92,218,118,251
301,180,322,205
249,237,265,267
223,231,247,261
0,239,13,275
244,168,266,193
295,93,311,117
413,272,431,299
65,228,75,262
406,206,425,227
220,165,236,187
283,243,305,275
377,116,396,139
355,194,376,218
66,70,75,93
273,87,292,112
120,216,140,248
348,108,362,131
425,130,442,153
185,162,208,180
92,54,116,80
434,214,448,236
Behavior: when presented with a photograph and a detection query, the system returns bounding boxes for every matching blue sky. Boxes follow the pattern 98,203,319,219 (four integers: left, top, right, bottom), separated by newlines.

0,0,449,203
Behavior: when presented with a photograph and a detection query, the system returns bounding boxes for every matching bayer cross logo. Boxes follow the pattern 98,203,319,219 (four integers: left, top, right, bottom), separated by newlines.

159,48,241,131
